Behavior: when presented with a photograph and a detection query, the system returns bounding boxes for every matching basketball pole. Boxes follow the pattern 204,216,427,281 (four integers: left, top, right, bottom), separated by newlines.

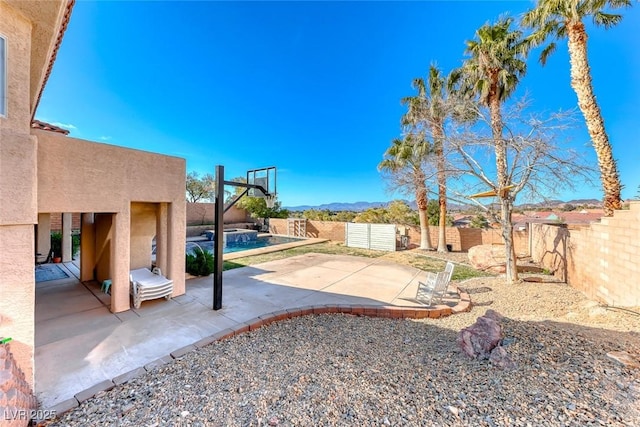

213,165,225,310
212,165,273,310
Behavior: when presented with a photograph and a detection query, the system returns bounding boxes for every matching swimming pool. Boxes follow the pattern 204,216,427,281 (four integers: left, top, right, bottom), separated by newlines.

187,235,305,255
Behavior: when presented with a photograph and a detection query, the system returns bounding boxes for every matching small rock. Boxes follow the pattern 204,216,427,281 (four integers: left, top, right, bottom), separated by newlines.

489,346,516,370
501,337,516,346
268,416,279,426
180,411,190,417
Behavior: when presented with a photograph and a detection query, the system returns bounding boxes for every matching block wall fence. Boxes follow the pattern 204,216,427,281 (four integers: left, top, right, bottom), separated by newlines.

530,201,640,307
185,203,248,226
268,219,528,253
49,213,81,232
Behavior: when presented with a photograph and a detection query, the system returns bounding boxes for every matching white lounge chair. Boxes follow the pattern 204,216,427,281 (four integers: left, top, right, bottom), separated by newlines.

415,262,455,306
129,267,173,309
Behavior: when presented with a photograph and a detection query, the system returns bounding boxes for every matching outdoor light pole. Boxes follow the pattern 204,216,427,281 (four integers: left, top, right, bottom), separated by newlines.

212,165,272,310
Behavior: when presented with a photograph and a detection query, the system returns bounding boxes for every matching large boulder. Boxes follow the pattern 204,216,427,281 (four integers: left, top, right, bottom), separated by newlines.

458,312,503,359
468,244,507,273
458,309,516,369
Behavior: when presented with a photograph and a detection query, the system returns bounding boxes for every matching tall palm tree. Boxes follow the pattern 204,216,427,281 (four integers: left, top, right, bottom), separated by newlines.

378,135,433,250
459,17,528,283
522,0,631,216
401,69,453,252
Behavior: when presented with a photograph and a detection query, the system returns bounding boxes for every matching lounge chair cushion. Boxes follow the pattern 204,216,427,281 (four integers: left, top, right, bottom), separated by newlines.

129,267,173,309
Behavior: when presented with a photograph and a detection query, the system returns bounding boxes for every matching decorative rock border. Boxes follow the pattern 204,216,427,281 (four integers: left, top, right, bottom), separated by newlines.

37,288,472,424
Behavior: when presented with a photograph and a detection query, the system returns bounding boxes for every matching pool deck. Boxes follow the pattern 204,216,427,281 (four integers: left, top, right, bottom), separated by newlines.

34,252,469,413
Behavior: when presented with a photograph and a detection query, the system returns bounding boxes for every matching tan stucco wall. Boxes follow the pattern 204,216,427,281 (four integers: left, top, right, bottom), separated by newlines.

0,3,40,388
1,133,38,224
94,213,112,283
0,6,38,224
36,213,51,258
3,0,69,114
36,130,187,312
0,225,35,386
80,213,95,282
130,202,157,270
0,2,31,129
36,131,186,213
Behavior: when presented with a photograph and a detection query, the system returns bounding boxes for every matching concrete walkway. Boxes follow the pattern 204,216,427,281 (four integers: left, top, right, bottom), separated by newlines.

34,253,450,411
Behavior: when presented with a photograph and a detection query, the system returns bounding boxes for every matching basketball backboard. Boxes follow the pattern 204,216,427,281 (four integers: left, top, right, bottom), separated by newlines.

247,167,276,198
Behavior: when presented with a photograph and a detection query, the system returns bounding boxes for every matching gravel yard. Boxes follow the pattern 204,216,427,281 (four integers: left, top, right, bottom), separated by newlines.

44,258,640,426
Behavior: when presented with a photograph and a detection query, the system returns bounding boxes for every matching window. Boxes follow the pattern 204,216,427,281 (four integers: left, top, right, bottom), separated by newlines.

0,35,5,117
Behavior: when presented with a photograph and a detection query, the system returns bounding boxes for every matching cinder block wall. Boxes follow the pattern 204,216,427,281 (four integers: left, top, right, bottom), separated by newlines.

186,203,248,226
269,219,346,241
269,219,529,253
0,343,36,425
49,212,81,232
531,201,640,307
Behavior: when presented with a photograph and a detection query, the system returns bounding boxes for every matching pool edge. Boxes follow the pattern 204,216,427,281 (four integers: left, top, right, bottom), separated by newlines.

222,237,328,260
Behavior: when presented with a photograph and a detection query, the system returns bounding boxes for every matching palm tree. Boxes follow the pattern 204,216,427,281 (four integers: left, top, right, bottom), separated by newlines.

378,135,433,250
522,0,631,217
459,17,528,283
401,69,453,252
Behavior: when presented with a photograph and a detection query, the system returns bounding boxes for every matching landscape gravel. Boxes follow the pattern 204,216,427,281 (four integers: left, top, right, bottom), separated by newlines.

45,266,640,426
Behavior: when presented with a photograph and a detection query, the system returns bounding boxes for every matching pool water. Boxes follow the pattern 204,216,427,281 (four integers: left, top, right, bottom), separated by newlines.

187,235,304,255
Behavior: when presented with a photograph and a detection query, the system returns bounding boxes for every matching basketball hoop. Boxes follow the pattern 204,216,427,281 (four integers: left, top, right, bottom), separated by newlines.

265,194,277,209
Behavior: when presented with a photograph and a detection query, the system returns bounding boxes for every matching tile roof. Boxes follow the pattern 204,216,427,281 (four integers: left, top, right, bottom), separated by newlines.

513,210,604,226
31,119,70,135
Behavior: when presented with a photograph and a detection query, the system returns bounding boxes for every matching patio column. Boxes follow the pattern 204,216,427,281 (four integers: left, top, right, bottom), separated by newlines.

80,213,96,282
167,201,186,297
155,203,168,273
111,208,131,313
36,213,51,261
62,212,72,262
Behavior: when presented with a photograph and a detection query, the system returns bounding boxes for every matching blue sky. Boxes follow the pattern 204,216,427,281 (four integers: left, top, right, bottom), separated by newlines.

37,1,640,207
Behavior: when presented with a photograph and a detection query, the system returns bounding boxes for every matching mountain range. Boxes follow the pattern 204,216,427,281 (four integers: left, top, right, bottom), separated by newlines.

284,199,603,212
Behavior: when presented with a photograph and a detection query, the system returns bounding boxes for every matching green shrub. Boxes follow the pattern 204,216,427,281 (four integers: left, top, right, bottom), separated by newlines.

50,232,81,259
72,234,80,259
50,232,62,257
186,248,214,276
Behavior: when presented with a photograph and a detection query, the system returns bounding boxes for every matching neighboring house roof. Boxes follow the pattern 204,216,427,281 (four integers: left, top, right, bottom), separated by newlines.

452,216,472,227
31,119,70,135
33,0,75,118
513,210,604,227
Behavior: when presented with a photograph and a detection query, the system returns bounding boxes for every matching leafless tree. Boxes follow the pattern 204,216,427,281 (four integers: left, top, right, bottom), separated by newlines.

446,97,596,282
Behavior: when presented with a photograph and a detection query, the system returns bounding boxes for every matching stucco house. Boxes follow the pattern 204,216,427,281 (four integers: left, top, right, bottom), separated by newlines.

0,0,186,413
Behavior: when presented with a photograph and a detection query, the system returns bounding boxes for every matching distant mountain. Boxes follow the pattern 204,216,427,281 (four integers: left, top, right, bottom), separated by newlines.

285,201,389,212
517,199,601,210
565,198,602,206
285,198,601,212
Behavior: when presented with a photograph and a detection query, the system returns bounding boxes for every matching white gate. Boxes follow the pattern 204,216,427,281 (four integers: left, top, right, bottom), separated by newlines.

345,223,396,251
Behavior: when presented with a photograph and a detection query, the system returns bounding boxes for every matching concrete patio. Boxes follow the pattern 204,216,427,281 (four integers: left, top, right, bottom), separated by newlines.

34,253,462,411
